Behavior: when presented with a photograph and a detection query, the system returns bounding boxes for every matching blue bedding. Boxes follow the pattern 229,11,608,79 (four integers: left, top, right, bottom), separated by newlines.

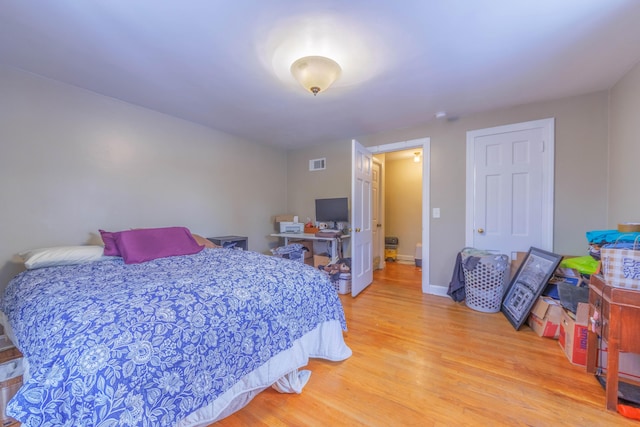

1,248,349,426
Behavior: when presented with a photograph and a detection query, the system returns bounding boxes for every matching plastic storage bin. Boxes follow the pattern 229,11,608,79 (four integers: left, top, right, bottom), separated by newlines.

334,273,352,294
460,248,509,313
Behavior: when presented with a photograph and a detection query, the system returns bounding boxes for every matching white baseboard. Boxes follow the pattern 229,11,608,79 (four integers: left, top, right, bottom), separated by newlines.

427,284,449,297
396,254,415,264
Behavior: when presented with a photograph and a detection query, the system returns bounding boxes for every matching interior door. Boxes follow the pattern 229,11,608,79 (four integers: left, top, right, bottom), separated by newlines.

372,159,382,270
351,139,373,296
466,119,555,258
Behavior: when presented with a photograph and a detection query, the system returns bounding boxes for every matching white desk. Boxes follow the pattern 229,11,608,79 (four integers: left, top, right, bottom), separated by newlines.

270,232,350,262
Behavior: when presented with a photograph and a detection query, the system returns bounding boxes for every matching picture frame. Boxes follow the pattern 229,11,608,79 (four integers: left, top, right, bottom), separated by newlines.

501,247,563,330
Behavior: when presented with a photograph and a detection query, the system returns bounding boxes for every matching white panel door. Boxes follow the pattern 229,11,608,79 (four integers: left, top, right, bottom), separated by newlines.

351,139,373,296
372,160,382,270
466,119,554,259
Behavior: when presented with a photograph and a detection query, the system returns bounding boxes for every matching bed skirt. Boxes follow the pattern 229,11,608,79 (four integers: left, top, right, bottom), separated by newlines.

177,319,351,426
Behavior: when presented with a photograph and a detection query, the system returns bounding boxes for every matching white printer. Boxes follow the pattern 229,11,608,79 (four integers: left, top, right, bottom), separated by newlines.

279,222,304,233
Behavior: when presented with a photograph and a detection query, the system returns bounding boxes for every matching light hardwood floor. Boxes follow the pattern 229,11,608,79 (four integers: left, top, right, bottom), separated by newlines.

216,263,636,426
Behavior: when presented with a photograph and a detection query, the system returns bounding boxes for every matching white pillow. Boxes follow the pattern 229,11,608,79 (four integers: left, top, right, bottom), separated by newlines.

20,245,105,270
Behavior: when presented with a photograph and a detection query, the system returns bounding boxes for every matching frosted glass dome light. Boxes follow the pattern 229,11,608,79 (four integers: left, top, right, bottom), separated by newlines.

290,56,342,96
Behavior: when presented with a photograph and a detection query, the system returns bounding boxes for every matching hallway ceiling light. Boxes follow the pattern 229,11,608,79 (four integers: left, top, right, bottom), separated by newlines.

290,56,342,96
414,152,421,163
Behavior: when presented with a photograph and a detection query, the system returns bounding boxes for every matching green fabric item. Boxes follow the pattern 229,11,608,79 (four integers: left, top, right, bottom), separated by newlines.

560,255,599,275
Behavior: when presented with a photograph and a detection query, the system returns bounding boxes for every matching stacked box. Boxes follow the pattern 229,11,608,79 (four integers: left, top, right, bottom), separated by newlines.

527,296,563,338
558,303,589,366
314,254,331,268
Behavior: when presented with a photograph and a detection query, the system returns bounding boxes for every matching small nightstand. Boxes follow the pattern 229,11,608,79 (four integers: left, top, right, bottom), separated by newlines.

0,336,22,427
586,274,640,411
207,235,248,251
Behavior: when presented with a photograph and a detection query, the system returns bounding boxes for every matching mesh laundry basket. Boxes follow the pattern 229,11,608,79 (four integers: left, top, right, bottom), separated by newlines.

460,248,509,313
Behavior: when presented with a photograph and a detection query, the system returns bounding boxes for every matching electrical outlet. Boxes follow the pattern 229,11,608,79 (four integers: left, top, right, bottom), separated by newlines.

433,208,440,218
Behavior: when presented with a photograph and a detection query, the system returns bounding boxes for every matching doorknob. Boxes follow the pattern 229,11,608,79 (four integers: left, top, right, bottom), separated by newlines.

377,224,382,228
356,228,361,232
477,228,484,234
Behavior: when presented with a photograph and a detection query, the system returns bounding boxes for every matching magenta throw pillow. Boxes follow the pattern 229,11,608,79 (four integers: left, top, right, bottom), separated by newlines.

99,229,121,256
112,227,204,264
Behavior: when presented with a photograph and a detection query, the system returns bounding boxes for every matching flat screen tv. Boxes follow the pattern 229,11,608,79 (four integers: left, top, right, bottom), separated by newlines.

315,197,349,223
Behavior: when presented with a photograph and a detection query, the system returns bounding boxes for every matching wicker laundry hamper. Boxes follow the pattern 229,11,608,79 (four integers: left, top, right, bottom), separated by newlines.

460,248,510,313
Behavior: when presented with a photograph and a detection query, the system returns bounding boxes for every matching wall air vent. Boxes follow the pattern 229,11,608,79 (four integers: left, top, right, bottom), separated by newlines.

309,158,326,171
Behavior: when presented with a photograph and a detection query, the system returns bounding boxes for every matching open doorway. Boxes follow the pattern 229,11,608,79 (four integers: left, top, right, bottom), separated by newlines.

373,149,423,272
362,138,432,295
354,137,432,294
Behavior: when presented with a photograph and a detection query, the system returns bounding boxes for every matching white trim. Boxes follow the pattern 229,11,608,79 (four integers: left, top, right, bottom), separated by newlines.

369,137,432,294
427,285,449,298
465,118,555,252
396,254,415,264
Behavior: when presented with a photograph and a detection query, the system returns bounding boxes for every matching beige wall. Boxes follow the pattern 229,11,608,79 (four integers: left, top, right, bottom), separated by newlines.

0,66,288,291
608,60,640,225
384,157,422,260
287,91,610,288
1,61,620,294
286,141,351,222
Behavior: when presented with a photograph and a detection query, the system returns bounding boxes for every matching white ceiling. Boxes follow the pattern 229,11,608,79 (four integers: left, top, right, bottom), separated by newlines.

2,1,640,150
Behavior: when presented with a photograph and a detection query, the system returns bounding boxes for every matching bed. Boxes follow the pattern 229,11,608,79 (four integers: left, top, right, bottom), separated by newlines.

0,243,351,425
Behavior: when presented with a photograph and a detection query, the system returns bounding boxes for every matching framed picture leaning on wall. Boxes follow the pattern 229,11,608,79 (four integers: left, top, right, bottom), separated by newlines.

501,247,563,330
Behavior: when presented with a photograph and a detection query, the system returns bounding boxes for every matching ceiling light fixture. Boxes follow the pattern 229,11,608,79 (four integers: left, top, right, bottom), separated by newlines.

414,152,421,163
290,56,342,96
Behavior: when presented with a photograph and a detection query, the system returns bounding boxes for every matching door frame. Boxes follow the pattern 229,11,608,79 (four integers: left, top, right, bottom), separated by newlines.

366,137,432,294
465,118,555,252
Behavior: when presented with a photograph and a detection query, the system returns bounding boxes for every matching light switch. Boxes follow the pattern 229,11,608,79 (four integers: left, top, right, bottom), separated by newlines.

433,208,440,218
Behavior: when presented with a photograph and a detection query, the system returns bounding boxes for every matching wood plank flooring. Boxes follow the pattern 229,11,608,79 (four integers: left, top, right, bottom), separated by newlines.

215,263,637,426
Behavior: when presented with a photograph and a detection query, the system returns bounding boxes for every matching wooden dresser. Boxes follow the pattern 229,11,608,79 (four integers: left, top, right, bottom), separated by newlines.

586,274,640,410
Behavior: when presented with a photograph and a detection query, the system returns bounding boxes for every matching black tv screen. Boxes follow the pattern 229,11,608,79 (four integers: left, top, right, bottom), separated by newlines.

315,197,349,222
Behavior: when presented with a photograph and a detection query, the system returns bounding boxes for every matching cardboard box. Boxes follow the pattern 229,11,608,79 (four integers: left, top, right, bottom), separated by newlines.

558,303,589,366
275,214,295,223
299,240,313,259
314,254,330,268
510,252,527,280
527,296,563,338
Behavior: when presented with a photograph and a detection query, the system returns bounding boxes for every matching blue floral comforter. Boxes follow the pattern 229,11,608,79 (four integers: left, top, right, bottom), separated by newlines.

0,248,348,426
